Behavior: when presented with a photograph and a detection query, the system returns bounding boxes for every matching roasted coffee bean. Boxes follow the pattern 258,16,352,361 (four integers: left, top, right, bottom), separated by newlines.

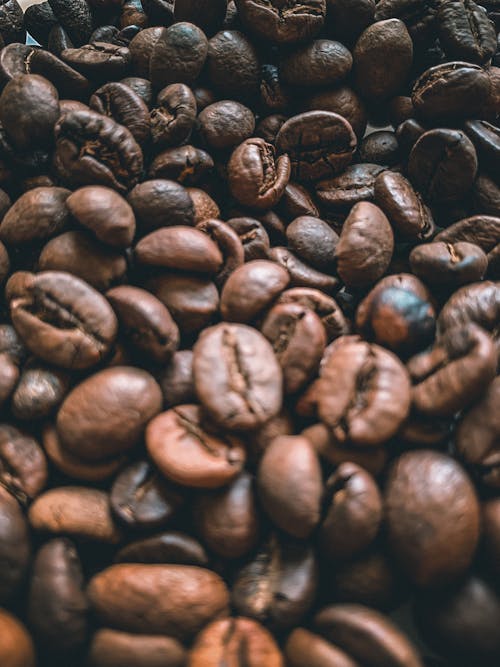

88,629,186,667
121,76,153,107
356,274,436,354
61,43,131,79
150,22,208,89
0,425,47,504
150,83,197,148
189,617,284,667
437,281,500,339
128,27,165,79
47,0,93,46
148,145,214,184
313,604,423,667
472,172,500,217
24,2,57,47
276,111,356,182
232,534,318,631
0,485,30,603
261,302,326,394
206,30,261,101
115,530,208,566
408,129,478,204
359,130,400,166
385,450,480,587
90,82,150,146
268,247,339,294
277,182,319,221
235,0,326,44
464,120,500,176
353,19,413,101
286,216,338,271
304,85,368,140
38,231,127,292
320,462,383,561
11,362,71,422
278,287,351,341
127,179,195,233
410,241,488,286
7,271,118,370
147,404,246,488
28,538,88,652
226,217,271,261
437,0,497,65
110,460,184,530
0,609,36,667
318,338,411,446
195,218,245,287
280,39,352,87
316,163,385,212
87,564,229,640
408,324,497,417
286,627,359,667
198,100,255,151
375,0,437,41
54,110,143,193
194,472,260,558
56,366,162,462
336,202,394,288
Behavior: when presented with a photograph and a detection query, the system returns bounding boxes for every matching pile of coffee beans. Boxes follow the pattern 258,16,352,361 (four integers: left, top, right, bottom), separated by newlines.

0,0,498,665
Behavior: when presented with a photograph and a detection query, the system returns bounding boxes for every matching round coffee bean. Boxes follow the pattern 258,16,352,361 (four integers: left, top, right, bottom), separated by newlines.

198,100,255,151
149,22,208,89
410,241,488,286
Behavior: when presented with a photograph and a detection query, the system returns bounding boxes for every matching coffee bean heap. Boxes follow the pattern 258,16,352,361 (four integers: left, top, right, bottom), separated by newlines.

0,0,498,665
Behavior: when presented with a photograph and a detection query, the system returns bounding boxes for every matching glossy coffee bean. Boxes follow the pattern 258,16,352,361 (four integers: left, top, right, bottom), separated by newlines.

316,163,385,212
115,531,208,566
0,425,47,504
90,82,150,145
410,241,488,286
127,179,195,233
437,0,496,65
0,485,30,602
286,216,339,271
235,0,326,44
149,22,208,89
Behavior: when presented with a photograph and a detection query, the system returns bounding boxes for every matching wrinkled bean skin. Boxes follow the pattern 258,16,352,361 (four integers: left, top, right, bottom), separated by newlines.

235,0,326,45
385,450,480,588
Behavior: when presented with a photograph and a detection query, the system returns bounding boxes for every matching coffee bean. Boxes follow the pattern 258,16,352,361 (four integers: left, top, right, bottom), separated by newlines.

316,163,385,212
90,82,151,145
157,350,195,408
148,145,214,184
62,43,132,79
286,627,358,667
115,531,208,566
410,241,488,286
0,425,47,504
375,0,437,41
127,179,195,234
88,629,187,667
149,23,208,89
0,609,36,667
235,0,326,44
280,39,352,87
0,485,30,602
437,0,497,65
150,83,197,148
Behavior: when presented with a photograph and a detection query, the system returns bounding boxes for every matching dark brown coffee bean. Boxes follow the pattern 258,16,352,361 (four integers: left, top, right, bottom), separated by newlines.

456,375,500,488
464,120,500,176
157,350,195,408
147,404,246,488
54,110,143,194
67,186,136,248
320,462,383,561
408,129,478,204
410,241,488,286
135,226,223,275
232,534,318,631
193,322,283,430
28,538,88,652
87,564,229,640
375,0,436,41
38,231,127,292
226,217,270,262
206,30,260,101
115,531,208,566
90,82,150,145
286,627,358,667
261,302,326,394
359,130,400,166
150,23,208,89
411,61,493,122
128,27,165,78
314,604,423,667
0,186,71,246
319,338,411,446
220,260,290,323
408,324,497,417
88,629,186,667
356,274,436,355
277,182,319,221
304,85,368,140
336,202,394,288
0,609,36,667
316,163,385,212
276,111,356,182
189,617,283,667
286,216,339,272
235,0,326,44
7,271,118,370
268,247,339,294
194,472,260,558
196,218,245,287
258,435,322,539
127,179,195,234
435,216,500,262
56,366,162,462
0,425,47,504
47,0,93,46
110,460,184,530
0,485,30,603
228,137,291,209
437,0,496,65
10,362,71,422
353,19,413,100
121,76,153,107
150,83,197,148
278,287,350,342
148,145,214,184
437,281,500,340
280,39,352,87
198,100,255,151
106,286,179,363
61,43,131,79
29,486,121,543
385,450,480,587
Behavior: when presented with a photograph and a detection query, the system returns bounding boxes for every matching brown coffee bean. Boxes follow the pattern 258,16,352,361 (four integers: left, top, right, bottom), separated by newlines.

385,450,480,588
189,617,284,667
193,322,283,430
268,246,339,294
88,629,187,667
320,462,383,561
135,226,223,274
258,435,322,539
278,287,351,342
410,241,488,286
146,404,246,488
0,485,30,603
336,202,394,288
90,81,150,145
286,216,339,272
87,564,229,640
149,23,208,89
198,100,255,151
0,425,48,504
235,0,326,44
0,609,36,667
115,531,208,566
408,324,497,417
127,179,195,234
194,472,260,559
56,366,162,462
148,145,214,184
437,281,500,343
28,538,88,652
318,338,411,446
67,186,136,248
7,271,118,370
157,350,195,408
286,628,358,667
106,286,179,363
187,187,221,223
316,163,385,212
196,218,245,287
